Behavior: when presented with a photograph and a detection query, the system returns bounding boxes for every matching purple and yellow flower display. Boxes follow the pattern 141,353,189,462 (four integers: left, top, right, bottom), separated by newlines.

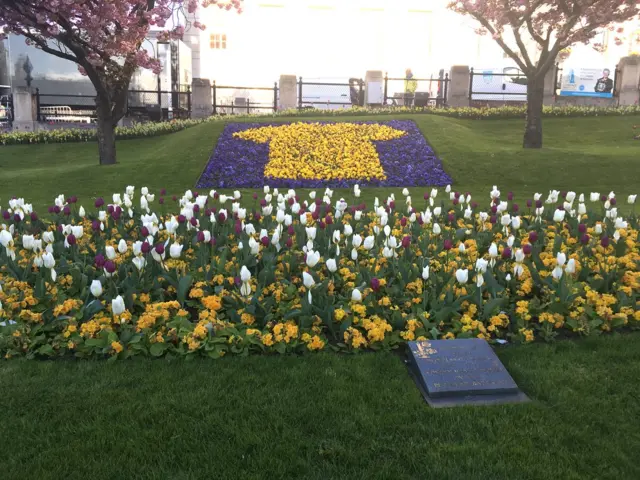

196,120,452,188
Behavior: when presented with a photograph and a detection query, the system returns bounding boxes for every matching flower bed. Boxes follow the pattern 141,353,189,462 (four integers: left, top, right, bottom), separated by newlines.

0,186,638,360
196,120,452,188
0,118,209,146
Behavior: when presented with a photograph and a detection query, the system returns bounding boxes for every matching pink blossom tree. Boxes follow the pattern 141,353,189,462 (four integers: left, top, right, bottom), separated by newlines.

0,0,242,164
448,1,639,148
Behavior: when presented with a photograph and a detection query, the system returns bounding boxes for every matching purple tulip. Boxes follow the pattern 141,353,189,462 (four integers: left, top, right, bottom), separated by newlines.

401,217,407,227
502,247,512,259
535,200,543,208
423,193,429,200
578,223,586,233
95,197,104,208
53,206,61,215
261,236,269,247
177,215,186,224
160,188,167,196
63,206,71,216
112,208,121,220
318,221,326,230
512,204,519,213
448,213,455,223
560,191,567,199
523,244,532,255
260,199,267,207
141,226,150,237
159,197,165,205
491,205,498,214
443,239,453,250
66,233,76,246
325,215,333,225
601,236,610,248
610,198,617,206
30,212,38,222
580,234,590,245
529,231,538,243
526,199,532,208
507,192,514,201
92,220,101,232
311,210,320,221
193,204,200,214
104,260,116,274
371,277,380,292
235,222,242,235
197,231,206,243
107,205,114,214
471,201,478,209
402,236,411,249
490,215,497,224
417,215,424,226
155,244,165,255
47,206,54,214
389,201,395,210
172,195,177,202
94,254,105,268
13,213,21,223
142,242,152,254
234,276,241,286
287,225,295,236
218,212,226,223
190,217,198,227
453,198,459,206
600,194,607,202
285,237,293,248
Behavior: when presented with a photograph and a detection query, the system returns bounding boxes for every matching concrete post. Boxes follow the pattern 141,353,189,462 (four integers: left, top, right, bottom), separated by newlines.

616,56,640,106
11,87,37,132
278,75,297,111
364,70,384,106
191,78,212,119
542,66,556,106
448,66,470,107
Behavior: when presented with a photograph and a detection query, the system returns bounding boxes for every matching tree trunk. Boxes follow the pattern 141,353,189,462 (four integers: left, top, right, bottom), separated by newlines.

523,77,544,149
96,100,117,165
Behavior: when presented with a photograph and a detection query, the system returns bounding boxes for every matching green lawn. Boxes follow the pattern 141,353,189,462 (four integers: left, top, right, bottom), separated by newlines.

1,334,639,480
0,114,638,210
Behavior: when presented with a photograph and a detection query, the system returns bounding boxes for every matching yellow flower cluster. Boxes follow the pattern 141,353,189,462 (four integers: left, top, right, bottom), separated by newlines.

234,122,406,181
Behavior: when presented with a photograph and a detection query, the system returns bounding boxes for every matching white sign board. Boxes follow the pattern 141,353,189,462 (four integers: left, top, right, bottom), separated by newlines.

560,67,614,98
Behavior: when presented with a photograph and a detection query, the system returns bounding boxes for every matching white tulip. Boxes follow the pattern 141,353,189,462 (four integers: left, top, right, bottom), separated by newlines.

497,202,508,214
309,191,316,200
344,224,353,237
627,195,636,204
578,203,587,216
133,256,146,271
302,271,316,289
455,269,469,284
595,224,603,234
306,227,317,240
507,236,515,248
0,230,12,248
614,218,628,230
511,216,521,230
22,235,35,250
490,185,500,199
363,236,375,250
354,211,363,221
422,265,430,280
111,295,126,316
306,250,320,268
42,231,54,243
556,252,567,267
613,230,621,242
380,214,389,227
42,251,56,268
604,200,611,209
505,274,512,282
352,234,362,248
284,214,293,227
566,191,576,203
117,239,128,254
276,210,286,224
169,242,183,259
240,280,253,298
433,207,442,217
458,243,466,253
590,192,600,202
501,214,511,227
445,185,452,193
245,223,256,236
565,258,576,274
578,194,584,203
132,241,143,256
464,206,473,219
402,188,410,197
106,246,116,260
475,258,489,273
553,209,566,222
534,193,542,201
351,289,362,302
89,280,103,297
332,230,341,244
552,266,563,280
383,246,394,258
326,258,337,273
351,248,358,261
432,223,441,235
387,236,398,249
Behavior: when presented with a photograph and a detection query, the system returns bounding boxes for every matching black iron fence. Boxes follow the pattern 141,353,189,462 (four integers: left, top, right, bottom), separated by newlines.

34,86,192,123
298,78,364,110
469,67,528,102
213,82,278,115
383,73,449,107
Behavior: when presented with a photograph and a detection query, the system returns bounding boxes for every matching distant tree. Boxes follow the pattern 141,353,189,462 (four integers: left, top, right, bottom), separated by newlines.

0,0,242,164
448,1,640,148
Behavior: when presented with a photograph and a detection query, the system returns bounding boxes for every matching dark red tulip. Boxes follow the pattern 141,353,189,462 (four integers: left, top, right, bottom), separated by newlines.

319,221,326,230
155,243,165,255
193,205,200,214
218,212,226,223
491,205,498,214
512,204,519,213
261,236,269,247
402,236,411,249
141,242,152,254
66,234,76,246
172,195,177,202
190,217,198,227
197,231,205,242
285,237,293,248
443,239,453,250
53,206,61,215
287,225,295,236
141,226,150,237
600,194,607,202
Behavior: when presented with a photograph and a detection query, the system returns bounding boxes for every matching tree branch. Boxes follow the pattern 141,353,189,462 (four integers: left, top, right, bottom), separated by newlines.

468,11,528,72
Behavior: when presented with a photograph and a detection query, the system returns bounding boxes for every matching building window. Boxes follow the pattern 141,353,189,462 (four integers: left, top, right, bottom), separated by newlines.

210,34,227,50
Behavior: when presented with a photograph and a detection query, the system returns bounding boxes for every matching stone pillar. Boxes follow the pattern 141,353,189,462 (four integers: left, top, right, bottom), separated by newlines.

11,87,37,132
617,56,640,106
278,75,297,111
543,66,556,106
191,78,212,119
448,66,470,107
364,70,384,106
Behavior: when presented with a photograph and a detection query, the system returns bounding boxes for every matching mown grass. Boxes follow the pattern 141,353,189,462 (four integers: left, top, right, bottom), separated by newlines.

1,333,640,480
0,114,638,211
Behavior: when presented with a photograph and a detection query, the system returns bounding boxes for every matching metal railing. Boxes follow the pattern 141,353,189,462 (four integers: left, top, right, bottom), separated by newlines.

384,73,449,107
212,82,278,115
298,78,364,110
0,93,13,124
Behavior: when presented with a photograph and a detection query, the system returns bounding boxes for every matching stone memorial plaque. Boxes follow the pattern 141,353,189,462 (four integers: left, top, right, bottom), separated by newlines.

407,339,529,407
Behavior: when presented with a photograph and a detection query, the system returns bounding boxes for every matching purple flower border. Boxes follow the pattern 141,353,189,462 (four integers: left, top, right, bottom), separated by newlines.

196,120,452,189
